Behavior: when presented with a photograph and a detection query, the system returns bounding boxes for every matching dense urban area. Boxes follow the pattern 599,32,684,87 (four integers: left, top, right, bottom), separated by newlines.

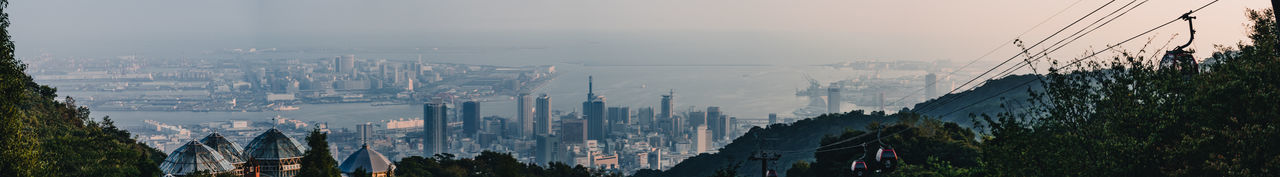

4,1,1280,177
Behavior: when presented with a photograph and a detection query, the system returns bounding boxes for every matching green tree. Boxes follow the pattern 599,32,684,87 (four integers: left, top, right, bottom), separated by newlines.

979,8,1280,177
392,151,619,177
0,0,44,175
394,156,437,177
298,128,342,177
707,163,742,177
785,160,813,177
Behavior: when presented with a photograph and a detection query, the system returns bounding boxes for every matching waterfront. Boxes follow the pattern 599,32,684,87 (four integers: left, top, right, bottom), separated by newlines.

88,64,926,130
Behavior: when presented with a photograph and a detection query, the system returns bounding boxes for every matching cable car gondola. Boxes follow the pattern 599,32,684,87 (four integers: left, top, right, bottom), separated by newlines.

876,147,899,172
1160,12,1199,77
875,130,900,172
851,160,870,177
850,145,871,177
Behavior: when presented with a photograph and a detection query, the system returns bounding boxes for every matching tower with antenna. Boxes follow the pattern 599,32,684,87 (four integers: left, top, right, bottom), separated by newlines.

587,76,595,100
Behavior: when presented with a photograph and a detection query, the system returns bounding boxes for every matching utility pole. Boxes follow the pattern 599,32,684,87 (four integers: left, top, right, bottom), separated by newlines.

748,151,781,177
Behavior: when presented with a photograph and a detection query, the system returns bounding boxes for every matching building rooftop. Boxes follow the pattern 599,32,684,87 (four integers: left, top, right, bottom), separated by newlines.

339,144,396,173
243,128,306,160
199,132,246,164
159,140,237,176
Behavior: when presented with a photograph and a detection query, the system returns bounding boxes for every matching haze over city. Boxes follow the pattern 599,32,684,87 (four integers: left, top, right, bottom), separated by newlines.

11,0,1270,65
3,1,1279,177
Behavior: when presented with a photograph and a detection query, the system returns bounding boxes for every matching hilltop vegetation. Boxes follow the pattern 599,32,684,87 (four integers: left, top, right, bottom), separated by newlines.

394,152,621,177
0,1,166,176
645,8,1280,177
976,8,1280,176
632,111,900,177
787,114,982,177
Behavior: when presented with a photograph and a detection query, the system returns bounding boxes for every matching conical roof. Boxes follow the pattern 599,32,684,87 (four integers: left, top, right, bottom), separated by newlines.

339,144,395,173
159,140,237,175
243,128,306,160
200,132,246,164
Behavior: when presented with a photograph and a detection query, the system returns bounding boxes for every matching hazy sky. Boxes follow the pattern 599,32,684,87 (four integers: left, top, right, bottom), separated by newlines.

9,0,1272,66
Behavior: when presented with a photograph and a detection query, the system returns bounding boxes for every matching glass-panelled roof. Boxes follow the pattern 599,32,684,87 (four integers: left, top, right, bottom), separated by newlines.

159,141,237,175
243,128,306,160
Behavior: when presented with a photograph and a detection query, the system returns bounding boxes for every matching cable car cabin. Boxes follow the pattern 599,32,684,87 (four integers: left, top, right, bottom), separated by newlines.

850,161,870,177
766,170,778,177
1160,50,1199,76
1161,12,1200,77
876,148,899,171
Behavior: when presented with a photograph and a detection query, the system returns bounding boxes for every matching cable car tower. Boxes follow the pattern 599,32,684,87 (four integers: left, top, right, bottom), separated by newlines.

750,133,782,177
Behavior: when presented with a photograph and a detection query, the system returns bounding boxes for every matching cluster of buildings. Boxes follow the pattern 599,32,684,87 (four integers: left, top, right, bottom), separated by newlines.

418,76,757,173
153,74,770,176
795,71,953,117
157,127,395,177
25,52,555,112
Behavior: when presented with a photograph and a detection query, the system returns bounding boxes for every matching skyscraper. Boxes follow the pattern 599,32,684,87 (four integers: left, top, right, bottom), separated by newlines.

536,134,559,165
587,76,595,100
686,111,706,131
337,55,356,76
769,113,778,125
462,101,480,138
667,115,683,141
517,92,534,138
637,107,655,129
583,76,609,141
585,97,607,141
608,106,631,129
660,90,674,119
424,99,448,156
561,118,587,144
828,84,841,114
692,125,709,154
925,73,938,99
536,94,552,136
706,107,726,140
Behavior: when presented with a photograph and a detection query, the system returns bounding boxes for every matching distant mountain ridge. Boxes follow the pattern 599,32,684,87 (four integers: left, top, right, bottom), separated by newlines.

913,74,1044,125
635,111,894,177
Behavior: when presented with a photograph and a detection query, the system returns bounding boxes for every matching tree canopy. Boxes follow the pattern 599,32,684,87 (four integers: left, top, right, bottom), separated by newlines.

299,129,343,177
394,151,620,177
0,1,165,176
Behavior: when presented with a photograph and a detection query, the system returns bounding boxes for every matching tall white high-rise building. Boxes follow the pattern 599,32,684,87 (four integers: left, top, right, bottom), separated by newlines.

693,125,709,154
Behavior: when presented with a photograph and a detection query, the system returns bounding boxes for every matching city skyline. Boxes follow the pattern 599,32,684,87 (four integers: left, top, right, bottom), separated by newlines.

9,1,1277,177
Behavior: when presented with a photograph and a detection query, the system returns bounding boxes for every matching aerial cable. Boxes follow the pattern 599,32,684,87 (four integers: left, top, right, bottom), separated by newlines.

992,0,1151,81
930,0,1219,119
793,0,1219,158
882,0,1097,108
912,0,1120,113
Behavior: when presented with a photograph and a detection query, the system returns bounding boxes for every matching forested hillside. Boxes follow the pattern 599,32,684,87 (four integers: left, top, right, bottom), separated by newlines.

632,110,901,177
0,1,167,176
394,152,621,177
641,8,1280,177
